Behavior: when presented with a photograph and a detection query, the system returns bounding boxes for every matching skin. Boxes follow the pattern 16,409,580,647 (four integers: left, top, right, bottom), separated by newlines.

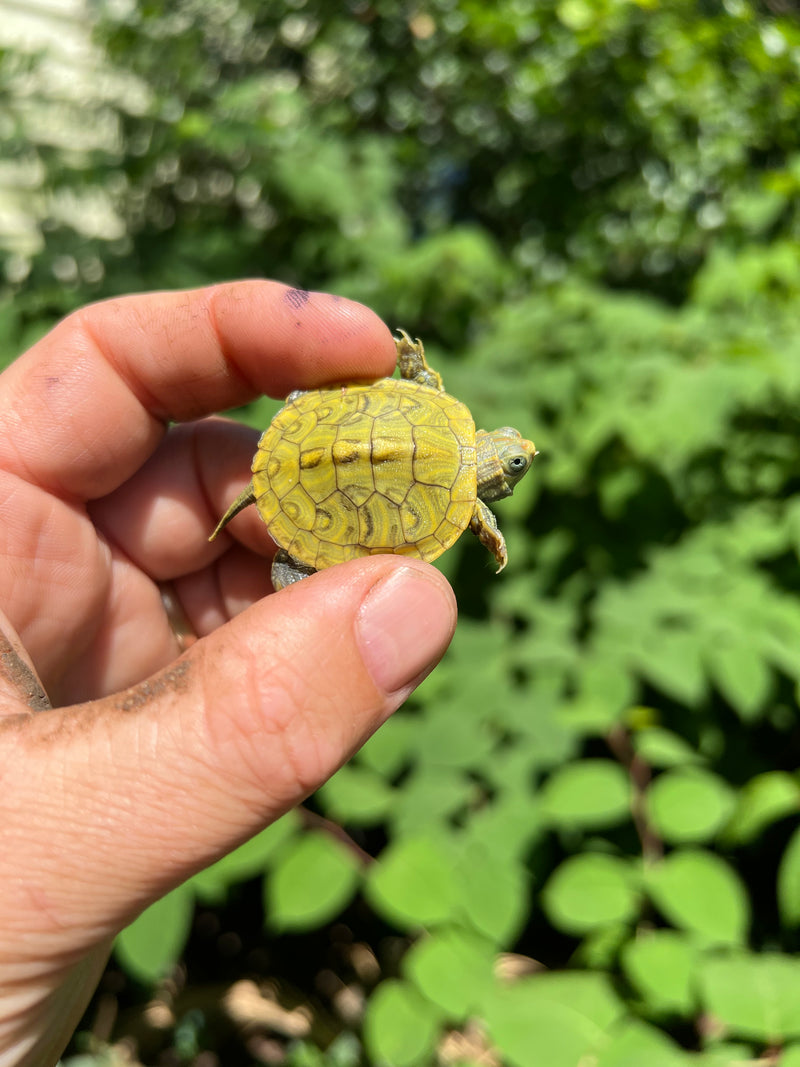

0,281,457,1067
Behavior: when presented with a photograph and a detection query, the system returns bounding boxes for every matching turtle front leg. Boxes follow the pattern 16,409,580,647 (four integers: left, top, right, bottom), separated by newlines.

469,499,508,573
395,330,444,391
271,549,318,590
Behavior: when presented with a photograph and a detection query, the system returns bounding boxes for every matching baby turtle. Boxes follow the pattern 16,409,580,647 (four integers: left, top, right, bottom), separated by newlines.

210,331,537,589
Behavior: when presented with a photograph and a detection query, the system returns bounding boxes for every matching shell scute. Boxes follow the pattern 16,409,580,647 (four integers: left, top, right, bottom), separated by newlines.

450,462,478,504
254,485,281,526
279,483,316,531
249,371,478,568
400,483,451,542
396,391,436,425
314,488,359,536
358,493,405,550
371,435,415,504
264,406,317,448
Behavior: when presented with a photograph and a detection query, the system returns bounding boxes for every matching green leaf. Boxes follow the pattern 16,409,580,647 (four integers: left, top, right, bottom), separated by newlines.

358,714,416,777
540,760,631,830
409,704,493,768
455,839,530,944
542,854,640,935
318,764,394,825
633,630,707,708
387,769,474,837
266,831,360,931
645,849,749,946
779,1045,800,1067
705,639,772,720
632,727,704,769
403,927,495,1016
620,931,696,1015
563,653,637,732
362,979,442,1067
645,768,736,844
366,836,459,929
191,812,300,900
484,972,625,1067
699,950,800,1041
596,1018,694,1067
464,792,545,865
778,824,800,926
114,883,194,983
721,771,800,846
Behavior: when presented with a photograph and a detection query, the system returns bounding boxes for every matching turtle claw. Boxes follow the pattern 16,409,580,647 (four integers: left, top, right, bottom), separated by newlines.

469,499,508,572
395,330,444,391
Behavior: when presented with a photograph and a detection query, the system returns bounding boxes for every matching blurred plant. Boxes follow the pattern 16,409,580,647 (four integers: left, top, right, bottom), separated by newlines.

4,1,800,1064
5,0,800,337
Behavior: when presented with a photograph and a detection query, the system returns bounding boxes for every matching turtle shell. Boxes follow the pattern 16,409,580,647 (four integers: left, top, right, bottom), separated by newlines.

251,377,478,569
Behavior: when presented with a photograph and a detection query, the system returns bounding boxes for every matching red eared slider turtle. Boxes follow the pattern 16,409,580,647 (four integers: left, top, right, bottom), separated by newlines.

210,331,537,589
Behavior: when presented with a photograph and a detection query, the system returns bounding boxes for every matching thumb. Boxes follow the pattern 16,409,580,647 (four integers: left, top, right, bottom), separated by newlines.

0,556,455,1065
2,556,456,942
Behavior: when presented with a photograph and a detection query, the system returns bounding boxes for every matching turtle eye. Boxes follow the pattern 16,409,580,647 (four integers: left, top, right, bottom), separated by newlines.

506,453,530,474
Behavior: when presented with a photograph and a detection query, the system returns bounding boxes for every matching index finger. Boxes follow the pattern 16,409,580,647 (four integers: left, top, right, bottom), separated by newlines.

0,281,396,500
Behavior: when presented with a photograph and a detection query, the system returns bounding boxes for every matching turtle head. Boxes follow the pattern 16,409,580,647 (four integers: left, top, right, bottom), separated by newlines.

476,427,537,503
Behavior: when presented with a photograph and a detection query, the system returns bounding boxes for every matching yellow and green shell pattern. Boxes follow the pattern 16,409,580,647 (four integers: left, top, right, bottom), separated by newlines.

251,377,477,569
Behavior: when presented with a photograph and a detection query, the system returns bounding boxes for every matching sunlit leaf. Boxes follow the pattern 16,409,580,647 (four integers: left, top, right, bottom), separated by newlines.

403,927,495,1016
645,850,749,946
699,951,800,1041
363,980,442,1067
721,771,800,846
366,836,459,929
632,727,704,769
705,640,772,720
620,931,696,1015
484,972,625,1067
266,831,360,930
540,760,631,830
778,825,800,927
646,768,735,844
318,764,394,825
114,884,194,983
543,853,640,935
596,1017,694,1066
455,839,530,944
192,812,301,900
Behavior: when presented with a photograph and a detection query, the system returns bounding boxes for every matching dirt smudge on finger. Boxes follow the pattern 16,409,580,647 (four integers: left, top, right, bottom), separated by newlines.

114,660,191,712
0,632,52,712
283,288,310,312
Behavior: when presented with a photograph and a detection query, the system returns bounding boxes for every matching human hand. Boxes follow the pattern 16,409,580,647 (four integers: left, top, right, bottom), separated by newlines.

0,281,457,1066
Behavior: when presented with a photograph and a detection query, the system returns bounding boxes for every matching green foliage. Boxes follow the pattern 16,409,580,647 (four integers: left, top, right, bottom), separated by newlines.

698,951,800,1042
5,0,800,1063
362,979,442,1067
114,882,194,983
265,830,362,931
542,854,640,935
483,972,625,1067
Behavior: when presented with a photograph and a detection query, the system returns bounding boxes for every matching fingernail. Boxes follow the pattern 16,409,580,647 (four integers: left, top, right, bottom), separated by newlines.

356,564,456,696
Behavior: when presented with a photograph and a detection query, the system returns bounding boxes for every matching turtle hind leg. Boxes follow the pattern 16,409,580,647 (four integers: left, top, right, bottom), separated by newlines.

271,549,318,590
394,330,444,391
469,499,508,573
209,482,257,541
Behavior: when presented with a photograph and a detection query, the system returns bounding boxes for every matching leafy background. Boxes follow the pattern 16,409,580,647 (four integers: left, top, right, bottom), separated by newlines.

4,1,800,1064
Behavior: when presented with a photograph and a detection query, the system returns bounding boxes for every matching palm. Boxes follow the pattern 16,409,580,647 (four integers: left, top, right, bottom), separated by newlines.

2,419,268,705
